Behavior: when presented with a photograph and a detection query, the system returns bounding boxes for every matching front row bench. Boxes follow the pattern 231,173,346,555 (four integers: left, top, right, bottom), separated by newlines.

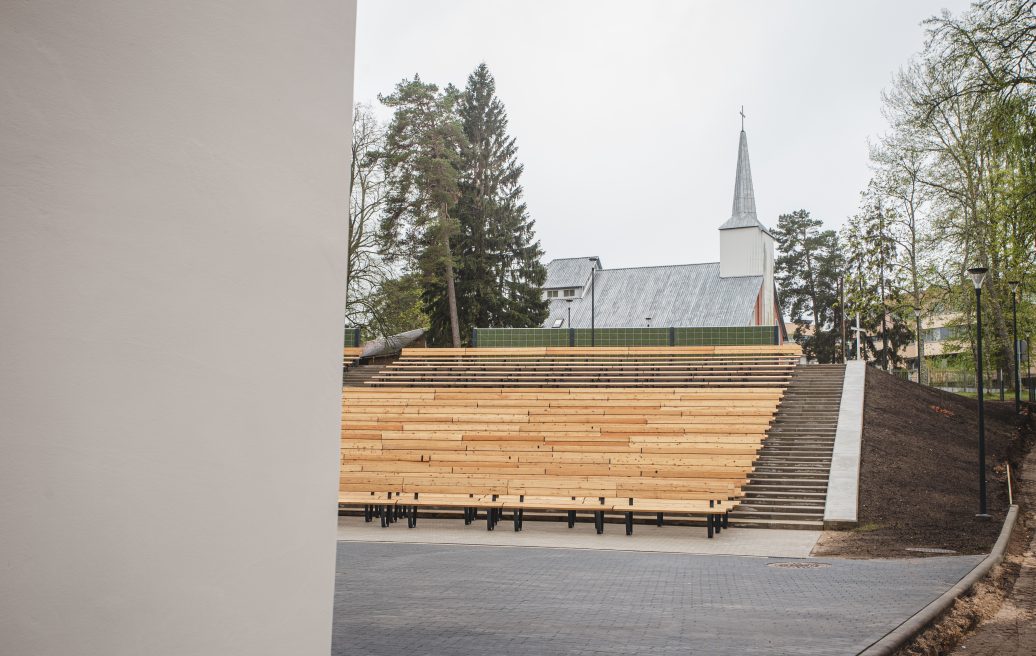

339,491,731,538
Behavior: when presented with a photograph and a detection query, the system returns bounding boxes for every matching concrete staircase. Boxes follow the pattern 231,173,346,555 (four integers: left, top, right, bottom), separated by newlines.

729,363,845,530
343,364,386,387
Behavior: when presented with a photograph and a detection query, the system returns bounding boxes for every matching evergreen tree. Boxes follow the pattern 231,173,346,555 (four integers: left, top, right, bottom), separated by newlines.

453,63,547,339
841,193,915,369
774,210,843,363
379,76,467,347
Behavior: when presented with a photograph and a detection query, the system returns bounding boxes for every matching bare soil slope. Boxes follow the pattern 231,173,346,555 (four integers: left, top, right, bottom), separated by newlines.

814,367,1031,558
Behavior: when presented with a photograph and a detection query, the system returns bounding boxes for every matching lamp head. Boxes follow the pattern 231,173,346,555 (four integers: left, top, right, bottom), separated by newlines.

967,267,989,290
1009,280,1021,293
913,306,921,318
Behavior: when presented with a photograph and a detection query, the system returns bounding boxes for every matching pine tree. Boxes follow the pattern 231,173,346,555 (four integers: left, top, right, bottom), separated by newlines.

774,210,843,363
379,76,467,346
453,63,547,339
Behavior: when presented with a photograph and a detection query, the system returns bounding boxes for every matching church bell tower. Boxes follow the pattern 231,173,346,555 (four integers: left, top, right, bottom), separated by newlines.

718,125,776,326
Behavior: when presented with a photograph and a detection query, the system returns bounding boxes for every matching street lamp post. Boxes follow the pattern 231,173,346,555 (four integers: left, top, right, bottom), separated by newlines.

967,267,991,519
589,257,599,347
914,306,924,385
1009,280,1021,413
565,298,573,328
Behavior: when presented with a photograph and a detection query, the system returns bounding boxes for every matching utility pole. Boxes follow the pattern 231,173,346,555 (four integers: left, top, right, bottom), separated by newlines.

839,277,846,363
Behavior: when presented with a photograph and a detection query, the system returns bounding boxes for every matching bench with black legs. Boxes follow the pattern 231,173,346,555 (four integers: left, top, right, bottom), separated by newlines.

340,346,799,537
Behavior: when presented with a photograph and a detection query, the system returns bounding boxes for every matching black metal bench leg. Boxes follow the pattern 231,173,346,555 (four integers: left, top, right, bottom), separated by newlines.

706,513,714,539
656,512,663,527
722,512,729,529
487,509,494,531
513,509,520,532
625,512,633,536
595,511,604,534
409,505,417,528
364,505,372,523
381,506,388,528
567,511,575,528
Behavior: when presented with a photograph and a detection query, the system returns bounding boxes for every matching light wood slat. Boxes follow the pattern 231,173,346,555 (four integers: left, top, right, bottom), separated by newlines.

340,347,795,521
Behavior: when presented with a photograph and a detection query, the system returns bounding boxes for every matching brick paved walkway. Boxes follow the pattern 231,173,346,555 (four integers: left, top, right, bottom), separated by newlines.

332,542,981,655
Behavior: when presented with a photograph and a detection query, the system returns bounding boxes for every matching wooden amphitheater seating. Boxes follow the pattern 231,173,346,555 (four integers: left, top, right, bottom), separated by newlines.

340,346,800,537
360,346,800,388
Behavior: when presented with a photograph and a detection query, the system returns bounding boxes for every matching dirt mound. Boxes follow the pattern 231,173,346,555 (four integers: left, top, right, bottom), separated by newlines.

814,367,1032,559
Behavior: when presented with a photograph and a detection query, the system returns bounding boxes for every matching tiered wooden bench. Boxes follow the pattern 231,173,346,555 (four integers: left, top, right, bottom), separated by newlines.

340,346,800,537
362,346,799,388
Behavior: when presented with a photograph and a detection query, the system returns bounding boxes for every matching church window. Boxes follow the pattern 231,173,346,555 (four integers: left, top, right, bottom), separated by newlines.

563,289,575,297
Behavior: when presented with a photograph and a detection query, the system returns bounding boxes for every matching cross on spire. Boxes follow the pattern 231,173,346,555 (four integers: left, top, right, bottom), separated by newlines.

739,106,746,131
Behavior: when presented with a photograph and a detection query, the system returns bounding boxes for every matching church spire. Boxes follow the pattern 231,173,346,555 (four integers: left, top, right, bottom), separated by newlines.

719,125,767,232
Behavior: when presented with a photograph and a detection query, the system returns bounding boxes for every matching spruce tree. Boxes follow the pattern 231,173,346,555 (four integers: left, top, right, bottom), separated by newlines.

453,63,547,339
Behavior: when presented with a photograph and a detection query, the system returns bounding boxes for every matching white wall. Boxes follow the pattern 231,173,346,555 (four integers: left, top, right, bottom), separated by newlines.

719,227,776,326
0,3,356,655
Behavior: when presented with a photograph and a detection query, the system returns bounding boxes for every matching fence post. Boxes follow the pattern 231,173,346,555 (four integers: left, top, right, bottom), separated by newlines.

471,328,478,347
569,327,575,347
1000,369,1005,401
668,327,675,347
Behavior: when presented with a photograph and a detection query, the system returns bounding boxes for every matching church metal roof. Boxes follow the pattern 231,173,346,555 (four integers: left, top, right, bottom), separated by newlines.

542,256,600,289
541,262,762,328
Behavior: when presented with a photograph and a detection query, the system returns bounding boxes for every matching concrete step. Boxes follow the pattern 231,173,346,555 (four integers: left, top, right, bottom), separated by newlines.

744,489,828,499
728,508,824,521
750,471,830,480
739,497,826,507
727,516,825,530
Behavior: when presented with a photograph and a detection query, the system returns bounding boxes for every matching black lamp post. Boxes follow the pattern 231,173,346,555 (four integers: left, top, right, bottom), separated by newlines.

565,298,573,328
1009,280,1021,413
589,257,599,347
914,306,923,384
967,266,991,519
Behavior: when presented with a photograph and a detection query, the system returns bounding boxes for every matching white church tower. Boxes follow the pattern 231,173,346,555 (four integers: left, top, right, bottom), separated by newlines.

719,127,776,326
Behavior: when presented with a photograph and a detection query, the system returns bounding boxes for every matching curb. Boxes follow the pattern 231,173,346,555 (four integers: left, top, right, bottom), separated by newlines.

858,504,1019,656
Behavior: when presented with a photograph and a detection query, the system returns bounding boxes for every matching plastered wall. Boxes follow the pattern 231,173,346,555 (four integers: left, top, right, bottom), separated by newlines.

0,2,356,654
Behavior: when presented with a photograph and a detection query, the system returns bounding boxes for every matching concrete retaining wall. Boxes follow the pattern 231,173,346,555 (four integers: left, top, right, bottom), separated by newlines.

824,360,866,528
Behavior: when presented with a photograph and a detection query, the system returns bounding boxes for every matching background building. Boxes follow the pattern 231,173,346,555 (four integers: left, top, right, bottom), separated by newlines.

541,129,782,335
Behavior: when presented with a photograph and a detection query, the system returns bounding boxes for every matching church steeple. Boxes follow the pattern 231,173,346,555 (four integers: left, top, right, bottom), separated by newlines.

719,128,768,233
718,121,776,327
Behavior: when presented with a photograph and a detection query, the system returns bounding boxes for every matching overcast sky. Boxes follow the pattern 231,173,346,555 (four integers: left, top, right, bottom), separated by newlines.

355,0,973,269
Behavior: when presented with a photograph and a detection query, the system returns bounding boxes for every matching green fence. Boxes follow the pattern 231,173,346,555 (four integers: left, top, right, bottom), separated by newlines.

471,326,779,348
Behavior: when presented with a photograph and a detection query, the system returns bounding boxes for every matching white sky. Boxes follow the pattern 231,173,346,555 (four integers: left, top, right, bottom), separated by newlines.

354,0,973,269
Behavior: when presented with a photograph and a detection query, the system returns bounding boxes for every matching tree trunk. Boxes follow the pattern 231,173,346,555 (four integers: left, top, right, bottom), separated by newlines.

441,214,462,347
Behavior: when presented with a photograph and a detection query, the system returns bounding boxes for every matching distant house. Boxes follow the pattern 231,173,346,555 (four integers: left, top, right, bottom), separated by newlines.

540,128,785,339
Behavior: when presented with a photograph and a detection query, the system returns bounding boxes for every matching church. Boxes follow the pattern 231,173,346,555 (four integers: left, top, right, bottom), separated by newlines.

540,127,784,338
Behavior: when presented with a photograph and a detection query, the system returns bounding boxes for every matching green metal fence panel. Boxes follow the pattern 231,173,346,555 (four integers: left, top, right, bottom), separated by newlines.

672,326,775,346
472,326,777,347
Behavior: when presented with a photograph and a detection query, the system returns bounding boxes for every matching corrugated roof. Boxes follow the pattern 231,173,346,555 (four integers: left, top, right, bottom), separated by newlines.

541,262,762,328
360,328,425,358
543,256,600,289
